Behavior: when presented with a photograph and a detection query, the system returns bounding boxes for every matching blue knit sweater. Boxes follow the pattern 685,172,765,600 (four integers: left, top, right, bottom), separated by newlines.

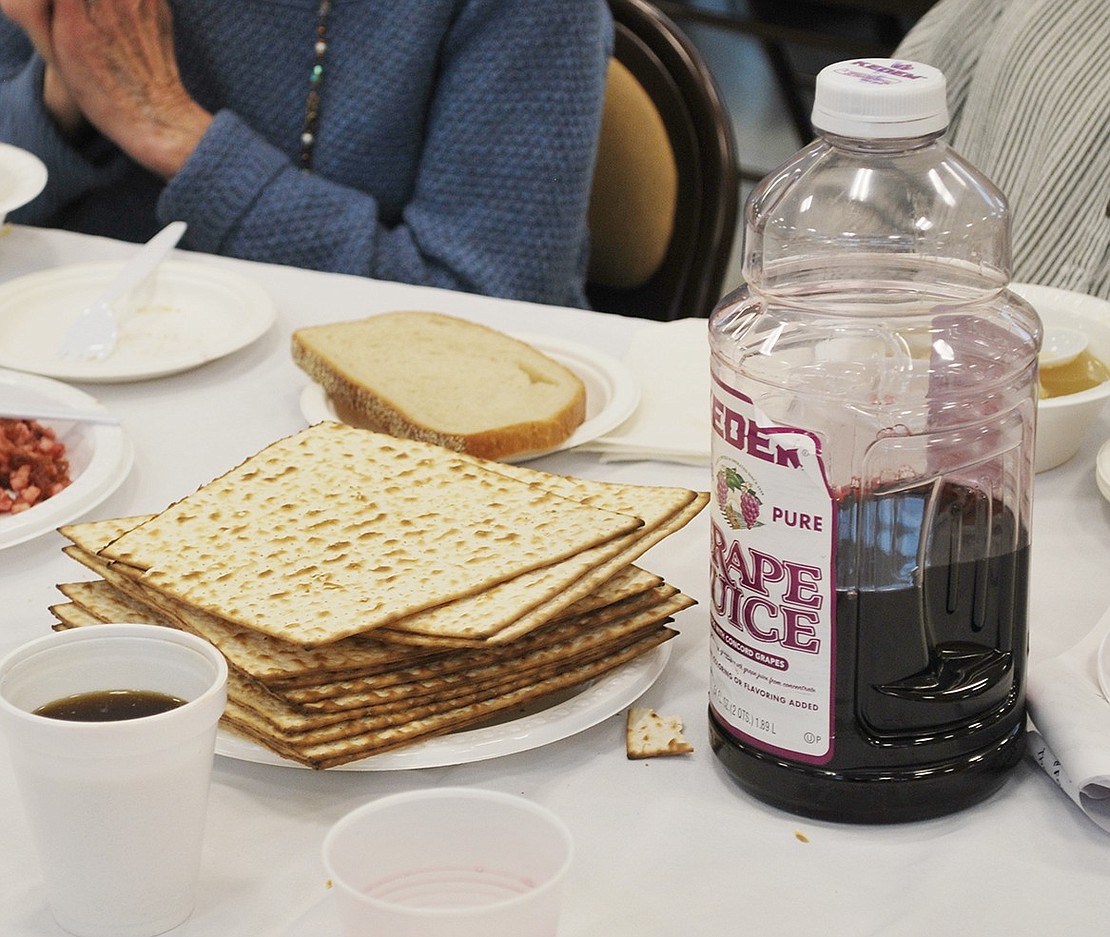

0,1,612,308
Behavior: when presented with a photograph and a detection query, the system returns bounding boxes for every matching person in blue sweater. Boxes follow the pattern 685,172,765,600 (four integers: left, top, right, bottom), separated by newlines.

0,0,612,308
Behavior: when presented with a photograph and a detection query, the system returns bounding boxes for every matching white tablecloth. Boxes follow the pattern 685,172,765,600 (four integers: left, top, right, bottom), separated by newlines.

2,224,1108,936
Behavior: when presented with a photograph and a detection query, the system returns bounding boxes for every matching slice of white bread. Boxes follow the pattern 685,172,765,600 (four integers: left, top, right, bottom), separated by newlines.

291,312,587,461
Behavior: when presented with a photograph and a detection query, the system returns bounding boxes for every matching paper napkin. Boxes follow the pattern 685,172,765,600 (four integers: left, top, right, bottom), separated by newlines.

1026,602,1110,831
579,317,710,465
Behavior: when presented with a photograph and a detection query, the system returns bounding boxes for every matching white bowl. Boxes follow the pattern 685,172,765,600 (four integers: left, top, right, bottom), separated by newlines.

1011,283,1110,473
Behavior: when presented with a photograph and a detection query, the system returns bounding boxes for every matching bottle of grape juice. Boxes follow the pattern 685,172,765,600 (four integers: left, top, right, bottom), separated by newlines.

708,59,1041,823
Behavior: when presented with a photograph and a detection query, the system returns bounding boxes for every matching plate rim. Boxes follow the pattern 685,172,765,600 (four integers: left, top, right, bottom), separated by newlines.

0,259,276,383
0,369,133,550
0,143,48,216
1097,625,1110,703
1097,438,1110,506
298,330,641,461
215,642,671,771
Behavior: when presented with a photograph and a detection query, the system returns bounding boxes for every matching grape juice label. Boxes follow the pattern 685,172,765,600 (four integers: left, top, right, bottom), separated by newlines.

709,377,836,764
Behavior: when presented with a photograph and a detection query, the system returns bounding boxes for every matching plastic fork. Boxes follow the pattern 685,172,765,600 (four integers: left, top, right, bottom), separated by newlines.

0,404,120,425
55,221,187,361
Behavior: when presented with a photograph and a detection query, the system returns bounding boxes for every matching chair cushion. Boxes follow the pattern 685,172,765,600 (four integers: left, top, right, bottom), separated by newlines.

587,59,678,290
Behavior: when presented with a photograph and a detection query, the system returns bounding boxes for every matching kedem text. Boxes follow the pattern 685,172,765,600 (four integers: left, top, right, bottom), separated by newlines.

712,399,801,468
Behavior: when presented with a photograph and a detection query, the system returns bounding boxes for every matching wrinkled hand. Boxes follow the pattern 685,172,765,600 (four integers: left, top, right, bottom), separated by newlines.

52,0,212,177
4,0,212,178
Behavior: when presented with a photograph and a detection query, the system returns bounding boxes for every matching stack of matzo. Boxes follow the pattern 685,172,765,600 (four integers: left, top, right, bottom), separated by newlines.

49,423,707,768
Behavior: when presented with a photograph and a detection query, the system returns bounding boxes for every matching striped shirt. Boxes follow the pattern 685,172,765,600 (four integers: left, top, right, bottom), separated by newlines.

896,0,1110,298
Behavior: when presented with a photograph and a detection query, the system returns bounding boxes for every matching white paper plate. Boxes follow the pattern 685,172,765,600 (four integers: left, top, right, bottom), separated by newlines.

298,332,641,461
215,642,670,771
0,370,133,550
0,260,275,383
1097,438,1110,505
0,143,47,222
1097,627,1110,703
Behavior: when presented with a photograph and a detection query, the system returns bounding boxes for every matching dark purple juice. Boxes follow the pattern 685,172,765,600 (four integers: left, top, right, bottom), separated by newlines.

710,483,1029,823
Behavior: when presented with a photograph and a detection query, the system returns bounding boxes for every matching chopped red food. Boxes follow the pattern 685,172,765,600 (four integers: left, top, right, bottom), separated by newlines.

0,418,72,514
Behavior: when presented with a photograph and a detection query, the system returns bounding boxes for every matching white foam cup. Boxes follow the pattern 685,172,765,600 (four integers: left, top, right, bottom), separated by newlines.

322,787,574,937
0,624,228,937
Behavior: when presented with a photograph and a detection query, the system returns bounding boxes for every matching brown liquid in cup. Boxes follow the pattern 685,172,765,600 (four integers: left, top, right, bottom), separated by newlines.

33,689,186,722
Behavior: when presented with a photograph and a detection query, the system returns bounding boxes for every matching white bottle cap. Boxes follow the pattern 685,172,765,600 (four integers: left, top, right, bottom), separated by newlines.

811,59,948,138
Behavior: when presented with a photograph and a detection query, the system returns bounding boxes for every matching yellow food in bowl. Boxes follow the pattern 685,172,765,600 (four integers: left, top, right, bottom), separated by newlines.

1038,350,1110,400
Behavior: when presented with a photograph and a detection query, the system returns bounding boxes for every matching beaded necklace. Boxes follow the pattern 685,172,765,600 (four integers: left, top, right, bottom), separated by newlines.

299,0,332,170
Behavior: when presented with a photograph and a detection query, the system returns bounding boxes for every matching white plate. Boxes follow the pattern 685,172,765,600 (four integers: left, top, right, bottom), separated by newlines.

1097,438,1110,505
0,260,275,383
1097,627,1110,703
0,143,47,222
298,332,641,461
0,370,133,550
215,642,670,771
